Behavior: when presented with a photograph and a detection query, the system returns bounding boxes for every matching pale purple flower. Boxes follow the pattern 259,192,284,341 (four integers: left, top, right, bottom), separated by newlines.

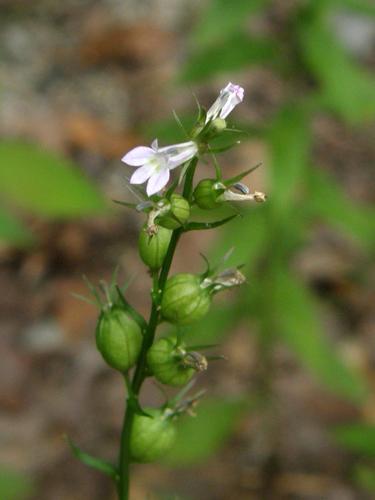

122,139,198,196
205,82,244,123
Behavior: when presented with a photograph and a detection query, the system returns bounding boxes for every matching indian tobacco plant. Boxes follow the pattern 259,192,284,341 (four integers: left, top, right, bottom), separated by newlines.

70,83,266,499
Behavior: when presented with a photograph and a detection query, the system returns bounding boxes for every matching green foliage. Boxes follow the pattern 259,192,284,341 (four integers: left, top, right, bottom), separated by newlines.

181,33,276,83
307,168,375,249
268,106,310,211
0,467,33,500
299,7,375,123
353,464,375,493
0,141,107,218
210,208,267,269
191,0,268,47
272,271,369,403
334,424,375,456
184,303,241,344
327,0,375,17
0,206,33,245
164,397,246,466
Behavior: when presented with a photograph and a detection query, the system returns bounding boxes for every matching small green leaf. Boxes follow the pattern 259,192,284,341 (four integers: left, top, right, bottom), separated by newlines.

184,214,238,231
0,207,33,246
0,141,107,217
334,424,375,456
0,467,32,500
272,270,369,403
164,397,246,466
66,436,118,481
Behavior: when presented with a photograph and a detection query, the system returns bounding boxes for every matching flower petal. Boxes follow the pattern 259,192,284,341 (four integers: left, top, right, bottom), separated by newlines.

122,146,154,166
146,168,170,196
159,141,198,169
205,83,244,123
130,164,155,184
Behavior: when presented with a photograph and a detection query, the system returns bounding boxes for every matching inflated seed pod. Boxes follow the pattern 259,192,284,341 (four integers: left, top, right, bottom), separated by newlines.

193,179,225,209
138,224,172,270
96,307,143,372
147,336,205,386
130,408,176,463
157,194,190,230
161,273,211,325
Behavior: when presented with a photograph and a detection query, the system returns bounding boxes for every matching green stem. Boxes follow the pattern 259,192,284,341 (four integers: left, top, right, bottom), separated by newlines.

117,157,197,500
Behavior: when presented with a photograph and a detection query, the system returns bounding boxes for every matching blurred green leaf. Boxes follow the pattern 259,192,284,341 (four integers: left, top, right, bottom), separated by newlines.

181,33,276,83
0,141,107,217
353,464,375,493
307,168,375,249
210,208,267,268
183,303,240,344
334,424,375,456
143,115,195,144
192,0,268,47
0,207,33,246
268,106,310,211
299,10,375,123
0,468,32,500
272,270,369,403
164,397,246,466
328,0,375,16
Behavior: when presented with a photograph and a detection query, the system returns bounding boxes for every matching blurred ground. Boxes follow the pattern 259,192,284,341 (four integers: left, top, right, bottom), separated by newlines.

0,1,375,499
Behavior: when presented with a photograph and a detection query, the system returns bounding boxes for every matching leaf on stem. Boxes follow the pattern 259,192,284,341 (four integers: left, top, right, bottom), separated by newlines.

184,214,238,231
66,436,119,481
224,162,262,187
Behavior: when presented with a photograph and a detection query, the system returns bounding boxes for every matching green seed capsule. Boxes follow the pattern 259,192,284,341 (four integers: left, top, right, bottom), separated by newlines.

138,224,172,270
130,408,176,463
193,179,225,209
157,194,190,230
147,336,197,387
96,307,143,372
161,273,211,325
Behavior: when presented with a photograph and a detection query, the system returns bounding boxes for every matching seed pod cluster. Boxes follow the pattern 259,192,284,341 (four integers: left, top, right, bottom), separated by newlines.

130,408,176,463
161,273,211,325
147,336,207,387
96,307,143,372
